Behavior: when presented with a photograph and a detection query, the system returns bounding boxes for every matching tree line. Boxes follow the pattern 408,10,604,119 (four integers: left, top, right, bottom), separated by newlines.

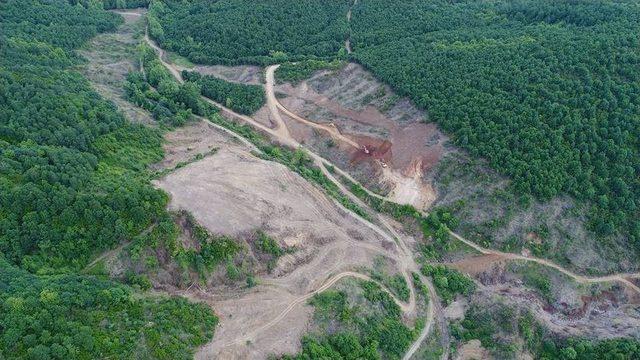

147,0,351,65
182,71,266,115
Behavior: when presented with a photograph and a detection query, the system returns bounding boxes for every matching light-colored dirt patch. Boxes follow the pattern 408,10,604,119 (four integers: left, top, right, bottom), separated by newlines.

449,254,505,277
154,142,407,359
455,340,492,360
151,120,228,170
382,164,436,211
193,64,263,85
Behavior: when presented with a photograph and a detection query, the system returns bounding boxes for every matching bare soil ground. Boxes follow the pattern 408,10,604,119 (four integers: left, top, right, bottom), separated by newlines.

150,119,228,171
79,9,153,125
274,63,446,210
153,136,409,358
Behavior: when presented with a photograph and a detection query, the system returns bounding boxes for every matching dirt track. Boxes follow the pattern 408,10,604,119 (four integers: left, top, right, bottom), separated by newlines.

223,270,419,348
449,232,640,294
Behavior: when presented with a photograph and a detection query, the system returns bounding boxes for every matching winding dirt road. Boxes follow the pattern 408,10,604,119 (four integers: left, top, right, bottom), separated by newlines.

222,271,420,348
449,232,640,294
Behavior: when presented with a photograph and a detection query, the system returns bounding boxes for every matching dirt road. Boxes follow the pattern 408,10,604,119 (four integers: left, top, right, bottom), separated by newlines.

222,271,416,348
266,65,360,149
449,232,640,294
144,29,185,82
264,65,293,138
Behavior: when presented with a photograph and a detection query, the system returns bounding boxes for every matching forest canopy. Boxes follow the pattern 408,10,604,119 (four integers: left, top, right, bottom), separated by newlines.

147,0,351,65
0,257,217,359
349,0,640,243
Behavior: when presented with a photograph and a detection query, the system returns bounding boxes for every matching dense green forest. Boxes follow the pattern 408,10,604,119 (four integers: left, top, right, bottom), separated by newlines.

350,0,640,242
69,0,149,9
0,257,217,359
275,60,346,84
147,0,351,65
182,71,266,115
151,0,640,245
0,0,217,357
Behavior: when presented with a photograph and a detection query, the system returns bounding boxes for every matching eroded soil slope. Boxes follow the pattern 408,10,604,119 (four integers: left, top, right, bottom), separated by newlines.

268,63,446,210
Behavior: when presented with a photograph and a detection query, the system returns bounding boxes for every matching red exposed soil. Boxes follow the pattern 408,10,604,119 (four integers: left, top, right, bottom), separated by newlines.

277,66,448,197
351,135,392,164
558,291,619,320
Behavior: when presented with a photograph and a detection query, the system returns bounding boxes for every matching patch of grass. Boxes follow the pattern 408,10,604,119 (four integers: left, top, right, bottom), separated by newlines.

411,272,430,303
387,274,410,303
170,212,243,281
256,231,285,257
509,262,566,304
369,257,410,302
451,303,519,358
254,231,290,273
